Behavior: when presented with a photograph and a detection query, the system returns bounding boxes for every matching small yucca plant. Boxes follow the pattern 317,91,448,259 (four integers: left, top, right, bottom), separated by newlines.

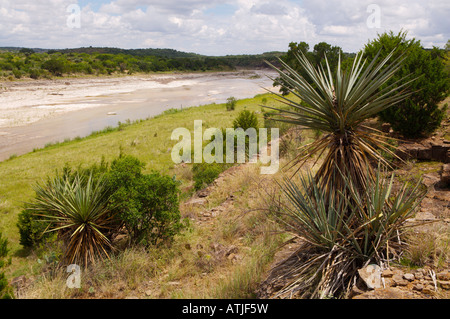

28,172,116,266
272,167,426,298
265,49,414,196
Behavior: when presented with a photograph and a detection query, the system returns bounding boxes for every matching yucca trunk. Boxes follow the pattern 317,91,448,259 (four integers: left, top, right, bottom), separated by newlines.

317,129,371,199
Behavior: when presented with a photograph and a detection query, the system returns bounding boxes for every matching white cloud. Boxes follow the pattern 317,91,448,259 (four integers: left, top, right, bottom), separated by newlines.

0,0,447,54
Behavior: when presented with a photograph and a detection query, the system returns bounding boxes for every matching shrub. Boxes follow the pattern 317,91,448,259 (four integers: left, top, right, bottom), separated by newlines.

106,155,182,247
12,69,22,79
20,155,183,259
226,96,237,111
364,31,450,138
233,109,259,131
0,231,13,299
192,162,225,190
263,109,293,136
42,57,67,76
29,68,42,79
17,207,51,248
266,44,410,196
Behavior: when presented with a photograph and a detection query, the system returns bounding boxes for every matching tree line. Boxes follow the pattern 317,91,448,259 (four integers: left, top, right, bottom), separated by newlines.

0,49,233,79
0,47,284,80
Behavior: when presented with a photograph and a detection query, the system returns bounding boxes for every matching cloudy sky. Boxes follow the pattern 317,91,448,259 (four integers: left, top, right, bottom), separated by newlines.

0,0,448,55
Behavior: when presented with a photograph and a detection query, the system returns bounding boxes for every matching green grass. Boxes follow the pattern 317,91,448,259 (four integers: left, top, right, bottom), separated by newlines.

0,93,280,264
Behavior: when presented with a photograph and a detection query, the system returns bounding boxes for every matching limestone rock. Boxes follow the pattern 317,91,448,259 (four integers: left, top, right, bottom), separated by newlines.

393,274,408,287
422,285,436,295
437,270,450,281
382,269,394,278
403,273,415,281
185,197,207,206
413,283,424,291
438,280,450,290
358,264,382,289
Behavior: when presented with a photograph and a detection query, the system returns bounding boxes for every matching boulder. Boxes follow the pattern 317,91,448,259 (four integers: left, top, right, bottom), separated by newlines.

392,274,409,287
396,140,450,163
437,270,450,281
403,273,415,281
184,197,207,206
438,281,450,290
358,264,382,289
432,144,450,162
440,164,450,186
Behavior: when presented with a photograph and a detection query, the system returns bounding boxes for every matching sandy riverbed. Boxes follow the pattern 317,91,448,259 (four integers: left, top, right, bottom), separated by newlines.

0,70,278,160
0,71,272,128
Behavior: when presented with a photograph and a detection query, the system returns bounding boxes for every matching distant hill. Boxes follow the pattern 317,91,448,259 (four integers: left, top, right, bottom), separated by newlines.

221,51,285,68
0,47,49,53
55,47,203,58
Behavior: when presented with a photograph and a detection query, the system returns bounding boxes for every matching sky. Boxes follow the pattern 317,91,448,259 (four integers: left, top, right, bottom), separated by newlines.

0,0,448,56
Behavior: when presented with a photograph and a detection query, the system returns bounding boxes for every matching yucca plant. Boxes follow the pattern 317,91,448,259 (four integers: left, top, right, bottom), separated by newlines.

265,49,414,195
271,167,426,299
28,172,116,266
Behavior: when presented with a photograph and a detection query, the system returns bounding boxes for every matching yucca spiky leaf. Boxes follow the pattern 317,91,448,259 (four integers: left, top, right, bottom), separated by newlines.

29,173,115,266
272,166,426,298
265,49,414,193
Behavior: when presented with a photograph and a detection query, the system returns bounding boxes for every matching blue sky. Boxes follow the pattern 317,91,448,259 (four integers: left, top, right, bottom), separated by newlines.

0,0,448,55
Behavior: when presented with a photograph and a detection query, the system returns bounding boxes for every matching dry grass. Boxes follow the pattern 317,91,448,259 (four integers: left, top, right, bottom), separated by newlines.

404,223,450,269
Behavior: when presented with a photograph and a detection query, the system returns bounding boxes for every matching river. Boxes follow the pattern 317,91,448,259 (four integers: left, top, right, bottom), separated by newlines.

0,69,278,161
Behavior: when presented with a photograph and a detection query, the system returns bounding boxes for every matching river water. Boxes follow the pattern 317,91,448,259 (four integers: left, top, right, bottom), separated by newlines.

0,70,278,161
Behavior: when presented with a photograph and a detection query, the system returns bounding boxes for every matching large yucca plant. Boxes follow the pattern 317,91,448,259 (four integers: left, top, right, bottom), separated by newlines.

265,50,414,195
270,167,426,299
28,172,116,266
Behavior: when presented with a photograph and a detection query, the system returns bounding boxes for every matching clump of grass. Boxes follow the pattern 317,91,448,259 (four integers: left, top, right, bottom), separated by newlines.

403,224,450,268
226,97,237,111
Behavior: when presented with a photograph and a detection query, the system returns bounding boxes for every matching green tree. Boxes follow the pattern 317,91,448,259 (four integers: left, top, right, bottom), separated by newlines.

233,109,259,131
106,155,182,247
0,231,13,299
364,31,449,137
42,57,68,76
273,41,344,95
19,48,35,56
313,42,342,69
